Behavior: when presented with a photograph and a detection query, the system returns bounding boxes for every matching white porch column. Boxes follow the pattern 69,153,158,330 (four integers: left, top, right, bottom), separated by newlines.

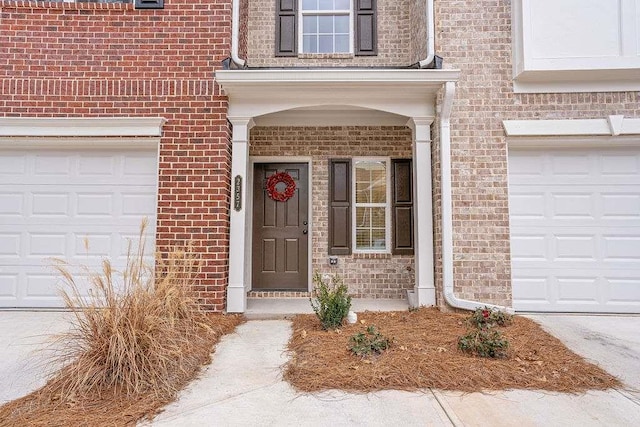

409,118,436,306
227,117,254,313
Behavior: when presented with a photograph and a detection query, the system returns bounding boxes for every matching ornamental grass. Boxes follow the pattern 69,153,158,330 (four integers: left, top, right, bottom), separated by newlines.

0,220,243,426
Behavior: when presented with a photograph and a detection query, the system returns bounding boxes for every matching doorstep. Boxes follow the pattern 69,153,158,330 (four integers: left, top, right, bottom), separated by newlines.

244,298,409,320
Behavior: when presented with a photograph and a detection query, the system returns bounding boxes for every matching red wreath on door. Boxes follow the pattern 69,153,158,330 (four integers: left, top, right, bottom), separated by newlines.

266,172,296,202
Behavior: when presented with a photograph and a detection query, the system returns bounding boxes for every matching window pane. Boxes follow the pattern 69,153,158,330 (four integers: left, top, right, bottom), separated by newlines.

318,35,333,53
355,207,369,227
356,229,370,249
335,15,349,33
335,0,350,10
318,0,333,10
303,35,317,53
371,229,386,249
370,207,385,228
302,0,317,10
303,15,317,34
335,34,349,52
318,15,333,34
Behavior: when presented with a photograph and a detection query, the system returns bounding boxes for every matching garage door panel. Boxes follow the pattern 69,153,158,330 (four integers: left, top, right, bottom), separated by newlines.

0,148,158,308
510,146,640,313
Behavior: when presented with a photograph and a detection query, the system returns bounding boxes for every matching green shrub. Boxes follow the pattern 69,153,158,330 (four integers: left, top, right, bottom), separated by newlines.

349,325,391,357
467,306,513,329
458,328,509,358
310,272,351,330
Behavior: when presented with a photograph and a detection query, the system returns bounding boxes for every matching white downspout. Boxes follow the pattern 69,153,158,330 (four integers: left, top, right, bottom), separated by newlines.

231,0,246,68
418,0,435,68
440,81,514,314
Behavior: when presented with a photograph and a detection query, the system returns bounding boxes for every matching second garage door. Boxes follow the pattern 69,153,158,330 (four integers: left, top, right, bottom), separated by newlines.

0,146,158,308
509,145,640,313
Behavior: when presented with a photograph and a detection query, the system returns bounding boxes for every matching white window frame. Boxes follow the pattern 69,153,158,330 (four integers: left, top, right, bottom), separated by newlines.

352,157,391,254
298,0,354,54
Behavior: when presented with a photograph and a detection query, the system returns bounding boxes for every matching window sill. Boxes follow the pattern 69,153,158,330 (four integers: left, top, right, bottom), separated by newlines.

298,53,354,60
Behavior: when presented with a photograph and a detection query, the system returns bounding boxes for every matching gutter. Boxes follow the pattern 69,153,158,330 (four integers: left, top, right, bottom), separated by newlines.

230,0,246,68
418,0,436,68
439,81,515,314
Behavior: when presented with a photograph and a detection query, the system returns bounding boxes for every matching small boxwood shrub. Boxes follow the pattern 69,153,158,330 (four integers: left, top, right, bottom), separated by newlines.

310,273,351,330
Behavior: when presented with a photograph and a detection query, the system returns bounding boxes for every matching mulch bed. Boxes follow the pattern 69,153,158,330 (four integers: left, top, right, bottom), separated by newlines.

0,313,244,427
284,308,621,393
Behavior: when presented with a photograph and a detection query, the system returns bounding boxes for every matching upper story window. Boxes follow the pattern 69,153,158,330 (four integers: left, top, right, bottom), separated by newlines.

276,0,377,57
301,0,351,54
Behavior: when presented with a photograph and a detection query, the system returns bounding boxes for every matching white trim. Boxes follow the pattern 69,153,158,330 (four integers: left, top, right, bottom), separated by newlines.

503,116,640,137
250,157,314,293
0,117,166,137
407,117,435,307
216,69,460,121
0,137,160,149
351,157,391,254
254,109,408,127
507,135,640,149
513,79,640,94
227,118,255,313
217,69,461,85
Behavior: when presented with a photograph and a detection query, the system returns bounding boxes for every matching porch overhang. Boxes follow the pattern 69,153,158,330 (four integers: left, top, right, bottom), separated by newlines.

216,69,461,120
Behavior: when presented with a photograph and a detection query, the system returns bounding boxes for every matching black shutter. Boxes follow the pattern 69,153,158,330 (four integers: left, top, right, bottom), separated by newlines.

135,0,164,9
329,159,351,255
392,159,414,255
354,0,377,56
276,0,297,56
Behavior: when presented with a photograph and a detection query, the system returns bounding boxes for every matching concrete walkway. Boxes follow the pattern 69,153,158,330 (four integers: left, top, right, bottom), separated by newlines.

1,312,639,425
150,318,640,427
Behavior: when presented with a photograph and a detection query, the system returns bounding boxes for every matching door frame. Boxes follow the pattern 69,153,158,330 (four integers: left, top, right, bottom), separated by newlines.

249,156,313,292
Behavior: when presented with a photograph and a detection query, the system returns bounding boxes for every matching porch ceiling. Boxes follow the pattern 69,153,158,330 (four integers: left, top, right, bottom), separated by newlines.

215,69,461,122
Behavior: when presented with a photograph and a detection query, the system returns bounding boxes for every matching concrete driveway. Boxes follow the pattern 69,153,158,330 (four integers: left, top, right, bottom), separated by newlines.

1,311,639,426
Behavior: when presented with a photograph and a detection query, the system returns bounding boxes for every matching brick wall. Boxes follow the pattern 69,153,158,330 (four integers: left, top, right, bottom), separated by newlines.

433,0,640,307
245,0,415,67
0,0,233,311
250,126,414,299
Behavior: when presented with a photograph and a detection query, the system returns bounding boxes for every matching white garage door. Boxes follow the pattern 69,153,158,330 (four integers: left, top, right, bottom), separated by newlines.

509,146,640,313
0,147,158,308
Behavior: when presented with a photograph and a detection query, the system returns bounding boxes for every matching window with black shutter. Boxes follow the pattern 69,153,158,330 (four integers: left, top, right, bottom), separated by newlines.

275,0,377,56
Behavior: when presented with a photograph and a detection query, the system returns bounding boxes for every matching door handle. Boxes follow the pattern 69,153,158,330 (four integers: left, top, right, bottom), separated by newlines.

303,229,308,234
303,221,308,225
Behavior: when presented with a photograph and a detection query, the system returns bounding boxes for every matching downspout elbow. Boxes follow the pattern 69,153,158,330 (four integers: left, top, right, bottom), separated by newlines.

231,0,246,68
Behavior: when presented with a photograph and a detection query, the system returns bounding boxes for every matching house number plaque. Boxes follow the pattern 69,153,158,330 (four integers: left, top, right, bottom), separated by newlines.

233,175,242,211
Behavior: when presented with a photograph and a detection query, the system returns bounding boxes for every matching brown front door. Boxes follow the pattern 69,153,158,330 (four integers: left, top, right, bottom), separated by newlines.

252,163,309,290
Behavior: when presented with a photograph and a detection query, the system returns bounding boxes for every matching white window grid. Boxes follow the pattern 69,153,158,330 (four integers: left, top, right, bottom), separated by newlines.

352,157,391,254
299,0,354,54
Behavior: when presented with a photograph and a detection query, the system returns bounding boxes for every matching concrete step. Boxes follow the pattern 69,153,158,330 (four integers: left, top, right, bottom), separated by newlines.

244,297,409,320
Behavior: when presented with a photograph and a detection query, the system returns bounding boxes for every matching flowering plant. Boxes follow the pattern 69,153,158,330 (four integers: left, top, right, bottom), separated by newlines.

266,172,296,202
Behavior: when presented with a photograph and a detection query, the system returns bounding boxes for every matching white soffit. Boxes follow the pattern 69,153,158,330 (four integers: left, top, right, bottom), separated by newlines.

503,116,640,137
0,117,167,137
215,69,461,119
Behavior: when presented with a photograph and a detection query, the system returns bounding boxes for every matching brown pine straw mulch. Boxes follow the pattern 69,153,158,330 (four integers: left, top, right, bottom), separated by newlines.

0,314,244,427
284,308,621,393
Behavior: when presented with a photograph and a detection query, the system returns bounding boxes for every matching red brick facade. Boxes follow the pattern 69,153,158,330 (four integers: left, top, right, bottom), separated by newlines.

0,0,232,310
